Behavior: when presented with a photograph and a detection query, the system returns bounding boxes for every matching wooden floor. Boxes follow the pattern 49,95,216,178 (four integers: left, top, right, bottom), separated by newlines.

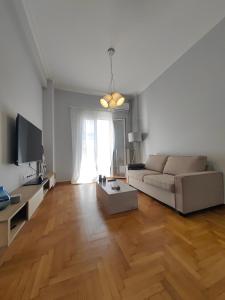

1,183,225,300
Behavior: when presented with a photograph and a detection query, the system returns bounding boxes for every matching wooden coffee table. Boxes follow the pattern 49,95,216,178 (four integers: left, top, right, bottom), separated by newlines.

96,180,138,214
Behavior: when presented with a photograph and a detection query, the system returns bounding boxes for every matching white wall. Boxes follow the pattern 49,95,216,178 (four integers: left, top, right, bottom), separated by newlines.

0,0,42,192
139,17,225,175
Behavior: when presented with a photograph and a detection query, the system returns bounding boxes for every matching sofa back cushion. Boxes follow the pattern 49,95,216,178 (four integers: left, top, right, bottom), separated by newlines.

163,155,207,175
145,155,168,172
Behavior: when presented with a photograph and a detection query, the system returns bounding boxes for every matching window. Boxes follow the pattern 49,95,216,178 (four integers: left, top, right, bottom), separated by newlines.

71,109,114,184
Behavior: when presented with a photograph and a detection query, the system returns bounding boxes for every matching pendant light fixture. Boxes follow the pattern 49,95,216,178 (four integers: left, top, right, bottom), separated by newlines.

100,48,125,109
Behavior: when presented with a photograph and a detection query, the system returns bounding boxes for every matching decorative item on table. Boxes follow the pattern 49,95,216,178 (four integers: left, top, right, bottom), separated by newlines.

102,176,106,183
0,186,11,210
98,175,103,183
10,194,21,205
37,145,47,179
111,182,120,191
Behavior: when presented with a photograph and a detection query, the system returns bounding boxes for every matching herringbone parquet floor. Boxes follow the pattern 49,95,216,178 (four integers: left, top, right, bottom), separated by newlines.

1,182,225,300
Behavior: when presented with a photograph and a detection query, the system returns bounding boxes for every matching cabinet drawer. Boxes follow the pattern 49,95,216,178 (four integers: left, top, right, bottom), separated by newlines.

28,189,44,219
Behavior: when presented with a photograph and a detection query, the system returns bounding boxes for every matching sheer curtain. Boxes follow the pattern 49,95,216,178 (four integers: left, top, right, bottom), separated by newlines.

70,108,114,184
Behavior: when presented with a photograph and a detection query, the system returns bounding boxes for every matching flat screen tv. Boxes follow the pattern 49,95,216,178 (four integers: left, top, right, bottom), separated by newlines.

16,114,42,165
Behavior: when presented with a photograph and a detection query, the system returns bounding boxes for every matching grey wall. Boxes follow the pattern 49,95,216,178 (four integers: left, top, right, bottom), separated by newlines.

54,89,132,181
139,17,225,175
130,95,141,162
0,0,42,192
43,80,55,173
130,95,139,133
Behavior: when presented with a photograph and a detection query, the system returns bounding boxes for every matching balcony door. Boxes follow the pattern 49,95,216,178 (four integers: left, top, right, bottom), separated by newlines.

113,119,126,178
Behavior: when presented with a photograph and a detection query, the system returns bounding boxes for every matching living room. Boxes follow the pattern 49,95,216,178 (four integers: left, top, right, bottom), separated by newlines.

1,0,225,299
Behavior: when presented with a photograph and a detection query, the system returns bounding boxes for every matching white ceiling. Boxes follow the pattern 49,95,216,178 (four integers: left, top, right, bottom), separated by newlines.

21,0,225,95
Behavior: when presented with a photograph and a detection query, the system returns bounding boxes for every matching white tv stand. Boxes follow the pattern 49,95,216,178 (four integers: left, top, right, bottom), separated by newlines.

0,173,55,248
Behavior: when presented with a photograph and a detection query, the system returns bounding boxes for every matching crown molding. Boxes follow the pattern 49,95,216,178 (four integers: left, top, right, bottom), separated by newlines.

12,0,48,86
54,84,136,99
54,84,107,97
11,0,142,97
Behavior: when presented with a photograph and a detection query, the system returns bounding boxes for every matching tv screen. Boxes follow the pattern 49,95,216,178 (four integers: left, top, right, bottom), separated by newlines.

16,114,42,165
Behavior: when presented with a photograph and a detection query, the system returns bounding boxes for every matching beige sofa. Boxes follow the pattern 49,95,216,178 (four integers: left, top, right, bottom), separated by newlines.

127,155,224,214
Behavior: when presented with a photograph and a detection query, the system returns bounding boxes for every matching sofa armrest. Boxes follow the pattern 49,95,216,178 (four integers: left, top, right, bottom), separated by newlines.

175,171,224,214
128,163,145,170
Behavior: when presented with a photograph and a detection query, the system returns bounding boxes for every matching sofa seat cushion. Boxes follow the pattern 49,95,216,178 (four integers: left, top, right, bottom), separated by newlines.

163,155,207,175
145,155,168,172
128,169,160,182
143,174,175,193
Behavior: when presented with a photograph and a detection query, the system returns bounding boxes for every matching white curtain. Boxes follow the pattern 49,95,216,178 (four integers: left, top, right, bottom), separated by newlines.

70,108,114,184
70,109,83,183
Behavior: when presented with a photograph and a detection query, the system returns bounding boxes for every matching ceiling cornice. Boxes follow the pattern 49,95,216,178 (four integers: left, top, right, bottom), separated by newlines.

54,84,136,99
12,0,48,86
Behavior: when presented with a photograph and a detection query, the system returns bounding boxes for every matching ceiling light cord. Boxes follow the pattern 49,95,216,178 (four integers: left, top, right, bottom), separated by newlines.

99,47,125,109
109,49,115,93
